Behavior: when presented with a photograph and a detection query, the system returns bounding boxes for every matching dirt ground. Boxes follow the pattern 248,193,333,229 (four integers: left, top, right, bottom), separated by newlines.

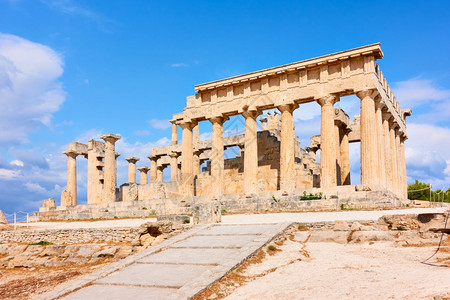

196,233,450,300
0,260,113,300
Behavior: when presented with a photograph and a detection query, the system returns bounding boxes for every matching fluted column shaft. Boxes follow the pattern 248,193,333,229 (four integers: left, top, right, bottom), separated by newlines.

169,152,179,182
100,134,121,203
389,123,399,195
317,96,338,188
375,99,386,188
181,122,195,196
149,156,157,183
157,166,164,182
64,151,78,206
335,123,342,185
243,110,259,194
137,167,149,184
395,129,402,197
279,104,297,191
210,117,225,199
382,113,393,192
357,90,378,187
400,137,407,199
171,123,178,145
339,127,351,185
125,157,139,183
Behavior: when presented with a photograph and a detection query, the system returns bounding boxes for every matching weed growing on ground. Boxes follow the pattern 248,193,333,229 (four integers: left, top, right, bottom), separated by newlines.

29,241,52,246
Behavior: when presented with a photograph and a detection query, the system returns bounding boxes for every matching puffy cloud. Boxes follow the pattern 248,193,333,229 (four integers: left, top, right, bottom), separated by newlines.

0,33,65,146
392,78,450,108
148,119,172,130
404,123,450,187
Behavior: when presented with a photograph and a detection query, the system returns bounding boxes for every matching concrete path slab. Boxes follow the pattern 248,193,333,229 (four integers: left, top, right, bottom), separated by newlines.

63,285,175,300
36,222,290,300
139,248,237,265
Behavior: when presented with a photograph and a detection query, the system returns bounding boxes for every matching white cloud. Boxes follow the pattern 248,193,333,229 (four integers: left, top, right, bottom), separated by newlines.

170,63,189,68
0,168,21,180
392,78,450,108
0,33,65,146
24,182,47,194
404,123,450,187
148,119,171,130
134,130,150,136
10,160,23,167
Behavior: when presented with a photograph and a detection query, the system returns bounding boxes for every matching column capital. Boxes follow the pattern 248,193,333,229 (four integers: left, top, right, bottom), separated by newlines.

115,153,120,159
179,121,198,130
316,94,339,107
356,89,378,100
137,166,150,173
242,109,260,119
125,157,140,164
209,115,227,125
63,150,78,158
147,155,159,162
169,151,180,158
100,133,121,144
374,97,385,111
382,111,393,121
278,103,298,113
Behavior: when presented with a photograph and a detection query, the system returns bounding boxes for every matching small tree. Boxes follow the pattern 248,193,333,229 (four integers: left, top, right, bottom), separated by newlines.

407,179,431,201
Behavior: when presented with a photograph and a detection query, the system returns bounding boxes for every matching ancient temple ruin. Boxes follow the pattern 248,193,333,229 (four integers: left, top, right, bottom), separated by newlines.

38,43,411,220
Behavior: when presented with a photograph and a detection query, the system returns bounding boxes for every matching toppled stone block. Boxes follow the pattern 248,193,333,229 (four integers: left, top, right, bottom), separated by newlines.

334,220,350,231
140,233,155,248
308,231,348,244
193,201,221,225
378,214,420,231
349,231,394,243
94,246,119,258
139,220,172,236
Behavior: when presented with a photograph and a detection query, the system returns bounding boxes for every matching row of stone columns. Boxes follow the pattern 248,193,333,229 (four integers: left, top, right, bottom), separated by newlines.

315,90,407,197
62,134,121,206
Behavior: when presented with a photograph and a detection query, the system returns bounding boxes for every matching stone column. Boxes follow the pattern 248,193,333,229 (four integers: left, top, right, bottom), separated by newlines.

169,152,179,181
148,156,158,183
210,116,225,199
382,112,393,192
193,149,201,176
100,134,121,203
400,136,407,199
243,110,259,195
339,127,351,185
157,165,165,182
389,122,399,196
375,97,386,188
125,157,139,183
171,123,178,145
137,167,149,184
356,90,378,188
278,103,298,192
395,128,402,198
334,122,342,186
316,95,339,188
63,150,78,206
181,121,196,196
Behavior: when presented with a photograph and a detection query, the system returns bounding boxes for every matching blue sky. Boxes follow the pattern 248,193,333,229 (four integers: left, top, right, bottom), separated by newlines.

0,0,449,214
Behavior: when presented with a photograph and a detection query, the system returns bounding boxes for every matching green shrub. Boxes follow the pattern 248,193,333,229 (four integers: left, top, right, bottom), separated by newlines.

29,241,52,246
300,191,322,200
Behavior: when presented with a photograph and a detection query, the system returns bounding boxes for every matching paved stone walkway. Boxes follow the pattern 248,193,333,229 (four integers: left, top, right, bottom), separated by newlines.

36,222,290,300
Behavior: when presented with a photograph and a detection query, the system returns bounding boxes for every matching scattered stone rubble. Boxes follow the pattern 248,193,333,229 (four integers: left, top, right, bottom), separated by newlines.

296,213,448,245
0,221,188,270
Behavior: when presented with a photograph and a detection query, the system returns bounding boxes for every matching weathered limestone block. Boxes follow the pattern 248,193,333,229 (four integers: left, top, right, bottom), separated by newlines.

60,190,73,207
0,210,7,224
308,231,348,244
193,201,221,225
378,214,419,231
349,231,395,243
42,198,56,208
333,220,350,231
